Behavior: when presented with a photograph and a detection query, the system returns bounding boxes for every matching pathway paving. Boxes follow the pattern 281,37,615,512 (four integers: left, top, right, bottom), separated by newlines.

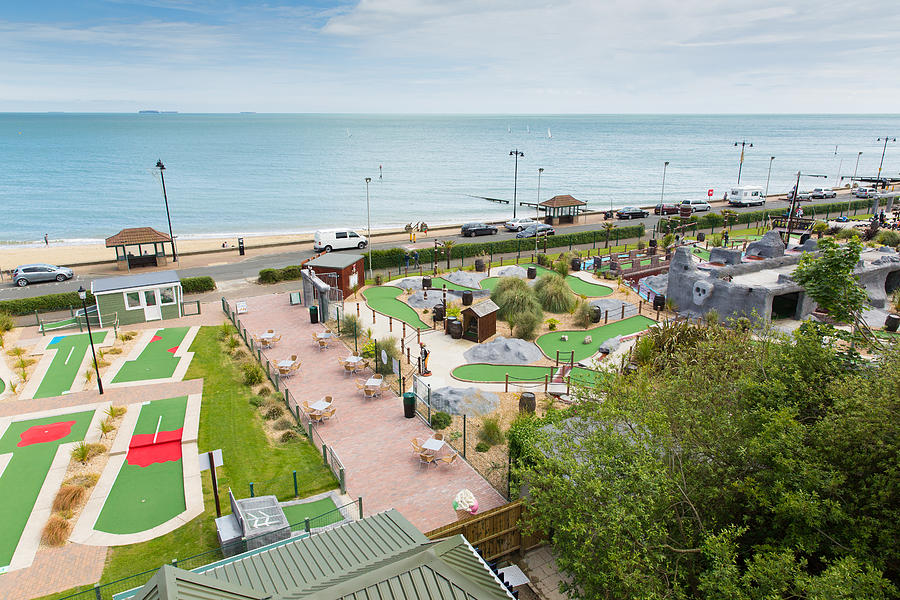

235,293,506,532
0,541,107,600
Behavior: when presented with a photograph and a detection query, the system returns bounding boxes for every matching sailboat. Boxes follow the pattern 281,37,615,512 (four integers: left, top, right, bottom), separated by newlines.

547,128,552,139
507,125,511,133
346,129,352,139
526,125,530,134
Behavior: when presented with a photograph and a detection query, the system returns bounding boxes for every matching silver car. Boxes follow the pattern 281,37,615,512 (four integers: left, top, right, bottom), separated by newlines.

12,263,74,286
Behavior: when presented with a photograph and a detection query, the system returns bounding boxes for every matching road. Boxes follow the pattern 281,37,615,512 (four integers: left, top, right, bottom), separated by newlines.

0,191,869,302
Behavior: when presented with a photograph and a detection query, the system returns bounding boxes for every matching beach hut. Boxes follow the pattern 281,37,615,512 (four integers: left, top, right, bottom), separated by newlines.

91,271,183,327
540,194,587,225
305,253,364,298
105,227,175,271
461,299,499,343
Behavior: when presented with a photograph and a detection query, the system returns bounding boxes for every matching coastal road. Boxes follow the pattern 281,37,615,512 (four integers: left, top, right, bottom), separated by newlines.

0,190,872,302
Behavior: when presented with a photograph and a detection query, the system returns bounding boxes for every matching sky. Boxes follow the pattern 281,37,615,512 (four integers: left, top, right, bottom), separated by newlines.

2,0,899,113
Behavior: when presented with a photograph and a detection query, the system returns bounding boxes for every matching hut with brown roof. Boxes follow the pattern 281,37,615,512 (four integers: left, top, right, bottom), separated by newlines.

461,299,499,343
106,227,175,271
540,195,587,225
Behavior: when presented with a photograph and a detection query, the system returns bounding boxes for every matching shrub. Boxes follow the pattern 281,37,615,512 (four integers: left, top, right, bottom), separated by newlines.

226,335,240,352
180,276,216,293
84,369,94,382
257,386,272,396
573,300,594,328
709,233,723,248
445,302,462,318
258,268,281,284
632,335,656,366
273,417,293,430
242,362,265,386
105,347,123,355
98,419,115,438
661,233,676,248
511,310,541,340
280,266,303,281
365,336,401,374
6,346,25,357
0,310,13,333
536,253,551,267
478,417,505,446
219,321,236,339
431,411,452,430
264,405,284,420
249,396,266,407
65,473,99,488
280,430,298,443
534,273,575,313
835,228,859,240
41,515,71,546
875,229,900,247
491,279,543,324
341,314,362,338
52,485,86,513
70,442,105,464
545,318,559,331
553,259,569,277
119,331,137,342
232,350,247,361
475,442,490,453
812,221,829,238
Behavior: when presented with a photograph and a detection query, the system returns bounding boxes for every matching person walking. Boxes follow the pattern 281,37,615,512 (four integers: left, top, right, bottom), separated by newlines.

44,233,49,246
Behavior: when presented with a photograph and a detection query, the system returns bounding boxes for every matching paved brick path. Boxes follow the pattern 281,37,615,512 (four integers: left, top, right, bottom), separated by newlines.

0,542,107,600
236,293,506,532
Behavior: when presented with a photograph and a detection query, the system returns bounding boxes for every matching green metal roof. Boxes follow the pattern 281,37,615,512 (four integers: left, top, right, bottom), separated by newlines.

135,564,268,600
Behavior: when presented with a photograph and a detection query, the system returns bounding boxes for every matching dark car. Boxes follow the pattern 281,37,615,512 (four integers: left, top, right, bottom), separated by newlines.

616,206,650,220
654,203,680,215
460,222,498,237
516,224,555,238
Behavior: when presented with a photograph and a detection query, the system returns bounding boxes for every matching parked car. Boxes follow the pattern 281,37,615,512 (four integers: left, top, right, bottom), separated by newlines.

504,217,538,231
727,185,766,207
680,199,712,213
853,187,877,198
616,206,650,219
313,229,367,252
811,187,837,199
460,222,498,237
785,189,812,201
654,203,680,215
12,264,74,287
516,224,555,238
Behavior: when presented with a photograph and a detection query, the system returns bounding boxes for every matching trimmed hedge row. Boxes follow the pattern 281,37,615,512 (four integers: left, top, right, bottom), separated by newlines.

258,266,304,284
0,276,217,315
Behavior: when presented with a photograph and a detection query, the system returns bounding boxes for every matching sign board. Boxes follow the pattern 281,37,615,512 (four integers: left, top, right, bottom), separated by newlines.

381,349,388,365
198,449,224,471
708,189,714,197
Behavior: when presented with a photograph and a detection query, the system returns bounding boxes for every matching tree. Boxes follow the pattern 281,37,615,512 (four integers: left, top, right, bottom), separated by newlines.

602,222,615,249
442,240,455,269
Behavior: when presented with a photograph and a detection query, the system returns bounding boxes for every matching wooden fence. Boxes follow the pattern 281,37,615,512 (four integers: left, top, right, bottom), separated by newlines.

424,501,543,562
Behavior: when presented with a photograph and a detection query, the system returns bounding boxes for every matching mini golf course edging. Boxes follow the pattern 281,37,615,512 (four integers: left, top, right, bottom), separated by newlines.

535,315,657,363
451,363,605,388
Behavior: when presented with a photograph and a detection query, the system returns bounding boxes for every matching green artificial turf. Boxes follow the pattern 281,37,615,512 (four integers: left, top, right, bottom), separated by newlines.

452,363,557,383
281,496,342,528
564,275,614,298
362,286,430,330
692,247,712,261
94,396,188,535
34,332,108,399
0,410,95,568
0,376,4,394
479,277,500,291
112,327,190,383
536,315,657,362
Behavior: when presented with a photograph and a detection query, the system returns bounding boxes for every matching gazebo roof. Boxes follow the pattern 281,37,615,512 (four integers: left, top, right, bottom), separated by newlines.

463,299,499,318
539,195,586,208
106,227,171,248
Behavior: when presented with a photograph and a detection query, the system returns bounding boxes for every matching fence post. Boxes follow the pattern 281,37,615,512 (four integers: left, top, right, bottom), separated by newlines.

605,310,608,324
293,470,298,497
322,443,328,465
304,517,311,534
389,316,392,332
621,304,625,320
94,584,102,600
249,482,255,497
356,302,360,317
339,467,346,494
505,374,509,393
427,386,432,423
462,414,467,458
358,496,364,519
308,422,313,438
545,373,549,393
638,300,642,314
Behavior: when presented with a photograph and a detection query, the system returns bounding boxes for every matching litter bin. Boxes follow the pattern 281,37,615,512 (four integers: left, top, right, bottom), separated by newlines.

462,290,474,306
653,294,666,311
238,237,245,256
309,305,319,324
432,304,445,321
519,392,536,414
697,232,706,242
475,258,486,272
886,314,900,333
570,258,581,272
403,392,416,419
423,276,432,289
527,266,537,279
591,305,602,323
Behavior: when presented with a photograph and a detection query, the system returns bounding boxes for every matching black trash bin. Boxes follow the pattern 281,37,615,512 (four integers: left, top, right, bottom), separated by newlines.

653,294,666,311
570,258,581,272
475,258,485,272
432,304,445,321
527,266,537,279
309,305,319,324
238,237,245,256
591,305,602,323
519,392,536,414
697,232,706,242
423,276,432,289
462,290,474,306
886,314,900,333
403,392,416,419
648,238,657,247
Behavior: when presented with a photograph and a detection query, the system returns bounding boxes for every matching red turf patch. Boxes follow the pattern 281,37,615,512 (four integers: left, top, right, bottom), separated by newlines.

150,335,163,342
17,421,76,447
167,346,178,354
126,428,184,467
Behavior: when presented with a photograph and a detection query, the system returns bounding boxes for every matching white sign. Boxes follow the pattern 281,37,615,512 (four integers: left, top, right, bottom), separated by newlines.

381,349,388,364
198,449,224,471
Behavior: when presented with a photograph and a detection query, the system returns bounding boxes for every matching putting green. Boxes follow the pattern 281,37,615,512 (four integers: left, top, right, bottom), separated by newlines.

479,277,500,291
94,396,188,535
692,247,711,261
451,363,606,388
0,377,4,394
536,315,656,362
282,496,342,528
111,327,190,383
362,286,430,330
0,410,95,569
34,332,109,399
489,264,613,298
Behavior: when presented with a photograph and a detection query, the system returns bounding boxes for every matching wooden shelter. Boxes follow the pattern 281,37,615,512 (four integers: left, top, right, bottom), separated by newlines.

540,194,587,225
106,227,175,271
461,299,499,343
306,253,364,298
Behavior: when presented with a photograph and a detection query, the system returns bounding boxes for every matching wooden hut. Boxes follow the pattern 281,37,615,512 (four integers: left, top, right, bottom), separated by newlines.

106,227,175,271
540,195,587,225
461,299,499,343
306,253,364,298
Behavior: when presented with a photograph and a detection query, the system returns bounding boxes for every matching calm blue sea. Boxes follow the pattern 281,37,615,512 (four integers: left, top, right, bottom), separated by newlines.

2,113,899,245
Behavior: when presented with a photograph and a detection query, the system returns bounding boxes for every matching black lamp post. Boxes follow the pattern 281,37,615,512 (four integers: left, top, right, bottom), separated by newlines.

365,177,373,281
876,137,896,188
734,140,753,185
660,161,670,204
156,160,177,262
78,286,103,395
510,149,524,219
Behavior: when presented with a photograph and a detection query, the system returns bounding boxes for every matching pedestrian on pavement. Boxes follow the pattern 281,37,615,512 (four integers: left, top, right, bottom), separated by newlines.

44,233,49,246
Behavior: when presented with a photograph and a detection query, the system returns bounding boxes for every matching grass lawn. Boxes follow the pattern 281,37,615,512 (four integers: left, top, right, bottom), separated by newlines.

36,326,336,600
282,496,342,528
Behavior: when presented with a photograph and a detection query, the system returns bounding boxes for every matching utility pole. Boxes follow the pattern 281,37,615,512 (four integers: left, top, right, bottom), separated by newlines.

876,137,896,189
764,156,775,201
536,167,544,255
509,149,524,219
365,177,373,281
734,140,753,185
660,161,669,204
156,160,177,262
786,171,827,242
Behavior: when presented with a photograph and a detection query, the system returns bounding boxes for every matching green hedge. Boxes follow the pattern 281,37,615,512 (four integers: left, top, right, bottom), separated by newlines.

0,276,217,315
258,265,304,284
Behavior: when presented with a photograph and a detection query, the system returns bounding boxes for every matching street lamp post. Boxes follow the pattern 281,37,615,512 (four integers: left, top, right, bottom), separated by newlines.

786,171,828,242
536,167,544,255
365,177,373,281
509,149,524,219
734,140,753,185
852,151,863,182
763,156,775,202
876,137,896,189
660,161,669,204
78,286,103,395
155,160,177,262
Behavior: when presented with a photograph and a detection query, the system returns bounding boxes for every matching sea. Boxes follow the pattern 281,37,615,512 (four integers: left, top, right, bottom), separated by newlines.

2,113,899,246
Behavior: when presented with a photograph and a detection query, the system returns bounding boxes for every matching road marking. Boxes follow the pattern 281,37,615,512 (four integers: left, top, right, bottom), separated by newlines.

153,416,162,444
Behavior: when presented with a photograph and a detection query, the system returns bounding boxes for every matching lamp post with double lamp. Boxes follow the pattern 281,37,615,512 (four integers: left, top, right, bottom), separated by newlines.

786,171,828,243
365,177,373,281
763,156,775,203
848,151,863,214
734,140,753,185
509,149,524,219
536,168,544,254
155,160,177,262
660,161,669,204
78,286,103,395
876,137,896,189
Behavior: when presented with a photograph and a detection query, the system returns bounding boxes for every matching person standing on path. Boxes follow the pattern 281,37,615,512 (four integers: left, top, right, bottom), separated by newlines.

44,233,48,246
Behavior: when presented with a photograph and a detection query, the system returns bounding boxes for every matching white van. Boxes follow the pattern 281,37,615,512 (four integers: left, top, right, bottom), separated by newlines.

313,229,368,252
727,186,766,207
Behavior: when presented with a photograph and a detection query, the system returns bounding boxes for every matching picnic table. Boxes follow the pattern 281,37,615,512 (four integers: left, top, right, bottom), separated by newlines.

365,377,382,388
345,355,363,364
277,359,294,368
316,332,333,339
261,332,276,340
310,399,331,412
421,438,444,452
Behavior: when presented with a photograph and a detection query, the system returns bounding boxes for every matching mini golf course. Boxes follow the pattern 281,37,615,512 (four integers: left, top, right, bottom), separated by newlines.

93,396,188,535
362,286,430,330
33,332,109,399
521,264,613,297
0,410,95,570
111,327,190,383
451,363,605,388
536,315,656,362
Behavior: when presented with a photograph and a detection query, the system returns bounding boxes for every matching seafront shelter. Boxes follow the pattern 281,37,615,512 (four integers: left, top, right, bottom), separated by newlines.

540,194,587,225
91,271,183,327
106,227,175,271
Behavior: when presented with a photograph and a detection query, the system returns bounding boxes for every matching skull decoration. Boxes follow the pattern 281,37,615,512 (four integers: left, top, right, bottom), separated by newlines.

692,280,713,306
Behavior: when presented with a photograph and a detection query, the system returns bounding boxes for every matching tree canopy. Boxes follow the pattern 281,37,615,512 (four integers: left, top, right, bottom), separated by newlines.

511,320,899,599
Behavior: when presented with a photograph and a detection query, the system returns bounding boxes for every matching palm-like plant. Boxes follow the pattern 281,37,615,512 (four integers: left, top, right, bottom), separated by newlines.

442,240,455,269
603,222,615,248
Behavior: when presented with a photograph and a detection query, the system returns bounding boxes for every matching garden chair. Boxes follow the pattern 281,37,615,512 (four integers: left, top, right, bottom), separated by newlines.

439,452,460,467
270,334,282,346
431,433,444,442
410,438,423,453
278,365,291,378
318,338,329,351
343,362,356,376
371,373,383,382
289,362,301,377
322,396,333,405
363,387,378,399
267,329,274,334
418,452,436,467
322,406,337,422
311,333,320,345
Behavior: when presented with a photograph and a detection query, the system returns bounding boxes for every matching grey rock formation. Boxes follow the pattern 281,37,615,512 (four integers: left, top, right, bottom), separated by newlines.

463,336,544,365
709,247,742,265
745,230,786,258
599,336,621,354
493,266,527,279
442,269,487,289
430,386,500,416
